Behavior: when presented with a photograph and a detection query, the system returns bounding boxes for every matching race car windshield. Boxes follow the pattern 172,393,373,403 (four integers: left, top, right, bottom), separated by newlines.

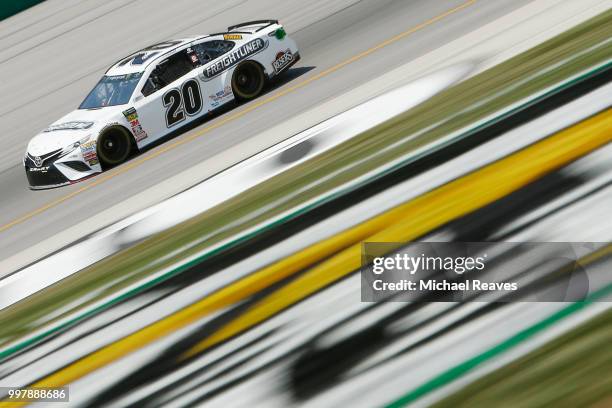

79,73,143,109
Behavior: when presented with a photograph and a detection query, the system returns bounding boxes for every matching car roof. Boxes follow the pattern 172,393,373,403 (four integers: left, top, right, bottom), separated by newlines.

105,36,206,76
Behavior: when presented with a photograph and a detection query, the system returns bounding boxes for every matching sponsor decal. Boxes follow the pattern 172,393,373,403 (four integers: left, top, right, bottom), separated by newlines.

209,85,233,103
80,140,99,166
223,34,243,40
80,140,96,151
186,47,200,65
274,27,286,40
44,121,94,132
272,49,294,74
201,38,268,80
29,166,50,172
123,108,138,122
122,107,148,142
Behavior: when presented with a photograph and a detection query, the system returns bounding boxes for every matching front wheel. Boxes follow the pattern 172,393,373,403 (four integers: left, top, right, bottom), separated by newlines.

231,61,266,101
97,127,133,169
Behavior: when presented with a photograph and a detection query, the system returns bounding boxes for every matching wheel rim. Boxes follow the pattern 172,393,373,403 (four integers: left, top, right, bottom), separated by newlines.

233,62,263,99
98,129,131,165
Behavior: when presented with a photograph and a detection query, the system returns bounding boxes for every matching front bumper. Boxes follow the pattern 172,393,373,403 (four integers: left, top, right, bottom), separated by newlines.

24,149,98,190
26,164,71,189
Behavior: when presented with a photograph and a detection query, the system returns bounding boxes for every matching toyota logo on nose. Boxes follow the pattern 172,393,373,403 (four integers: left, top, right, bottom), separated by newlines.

34,156,42,167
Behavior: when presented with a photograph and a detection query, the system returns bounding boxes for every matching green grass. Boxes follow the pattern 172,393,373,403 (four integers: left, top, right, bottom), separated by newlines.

432,309,612,408
1,10,611,351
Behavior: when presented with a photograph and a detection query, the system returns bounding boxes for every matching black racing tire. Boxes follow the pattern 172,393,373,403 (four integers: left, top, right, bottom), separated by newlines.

231,61,266,101
97,126,133,169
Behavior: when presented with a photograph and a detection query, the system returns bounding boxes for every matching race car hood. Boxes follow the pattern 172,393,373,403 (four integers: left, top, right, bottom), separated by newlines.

26,106,125,156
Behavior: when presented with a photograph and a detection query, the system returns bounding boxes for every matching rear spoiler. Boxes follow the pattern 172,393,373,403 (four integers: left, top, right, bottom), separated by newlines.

208,31,251,37
228,20,279,32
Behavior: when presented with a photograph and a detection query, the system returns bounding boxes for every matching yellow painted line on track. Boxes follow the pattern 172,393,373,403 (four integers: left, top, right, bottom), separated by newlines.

0,0,477,235
17,109,611,395
182,109,612,357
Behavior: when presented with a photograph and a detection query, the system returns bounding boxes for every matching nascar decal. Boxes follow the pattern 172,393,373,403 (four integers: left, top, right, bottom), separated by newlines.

201,38,268,80
122,107,148,141
272,49,294,74
186,47,199,65
223,34,242,40
209,85,233,107
80,140,98,166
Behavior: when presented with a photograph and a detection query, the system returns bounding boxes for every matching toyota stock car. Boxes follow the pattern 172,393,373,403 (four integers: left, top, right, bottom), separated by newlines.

24,20,299,189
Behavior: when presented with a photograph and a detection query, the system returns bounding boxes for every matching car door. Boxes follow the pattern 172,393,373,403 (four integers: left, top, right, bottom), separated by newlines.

191,39,237,110
132,48,202,146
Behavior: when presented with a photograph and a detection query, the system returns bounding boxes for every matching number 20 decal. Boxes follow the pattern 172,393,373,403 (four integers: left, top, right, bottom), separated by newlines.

163,79,203,127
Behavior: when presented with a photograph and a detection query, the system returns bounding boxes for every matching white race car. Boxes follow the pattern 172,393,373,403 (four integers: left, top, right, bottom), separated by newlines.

24,20,299,189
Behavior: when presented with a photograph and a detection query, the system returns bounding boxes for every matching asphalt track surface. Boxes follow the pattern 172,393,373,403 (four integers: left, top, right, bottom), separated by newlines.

0,0,533,268
3,123,610,407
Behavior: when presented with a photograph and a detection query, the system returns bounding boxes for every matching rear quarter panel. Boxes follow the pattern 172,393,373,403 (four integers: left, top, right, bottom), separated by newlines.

252,31,299,79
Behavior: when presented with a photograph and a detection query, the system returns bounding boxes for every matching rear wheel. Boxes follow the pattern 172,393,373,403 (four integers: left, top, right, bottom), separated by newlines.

231,61,266,101
97,127,133,169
